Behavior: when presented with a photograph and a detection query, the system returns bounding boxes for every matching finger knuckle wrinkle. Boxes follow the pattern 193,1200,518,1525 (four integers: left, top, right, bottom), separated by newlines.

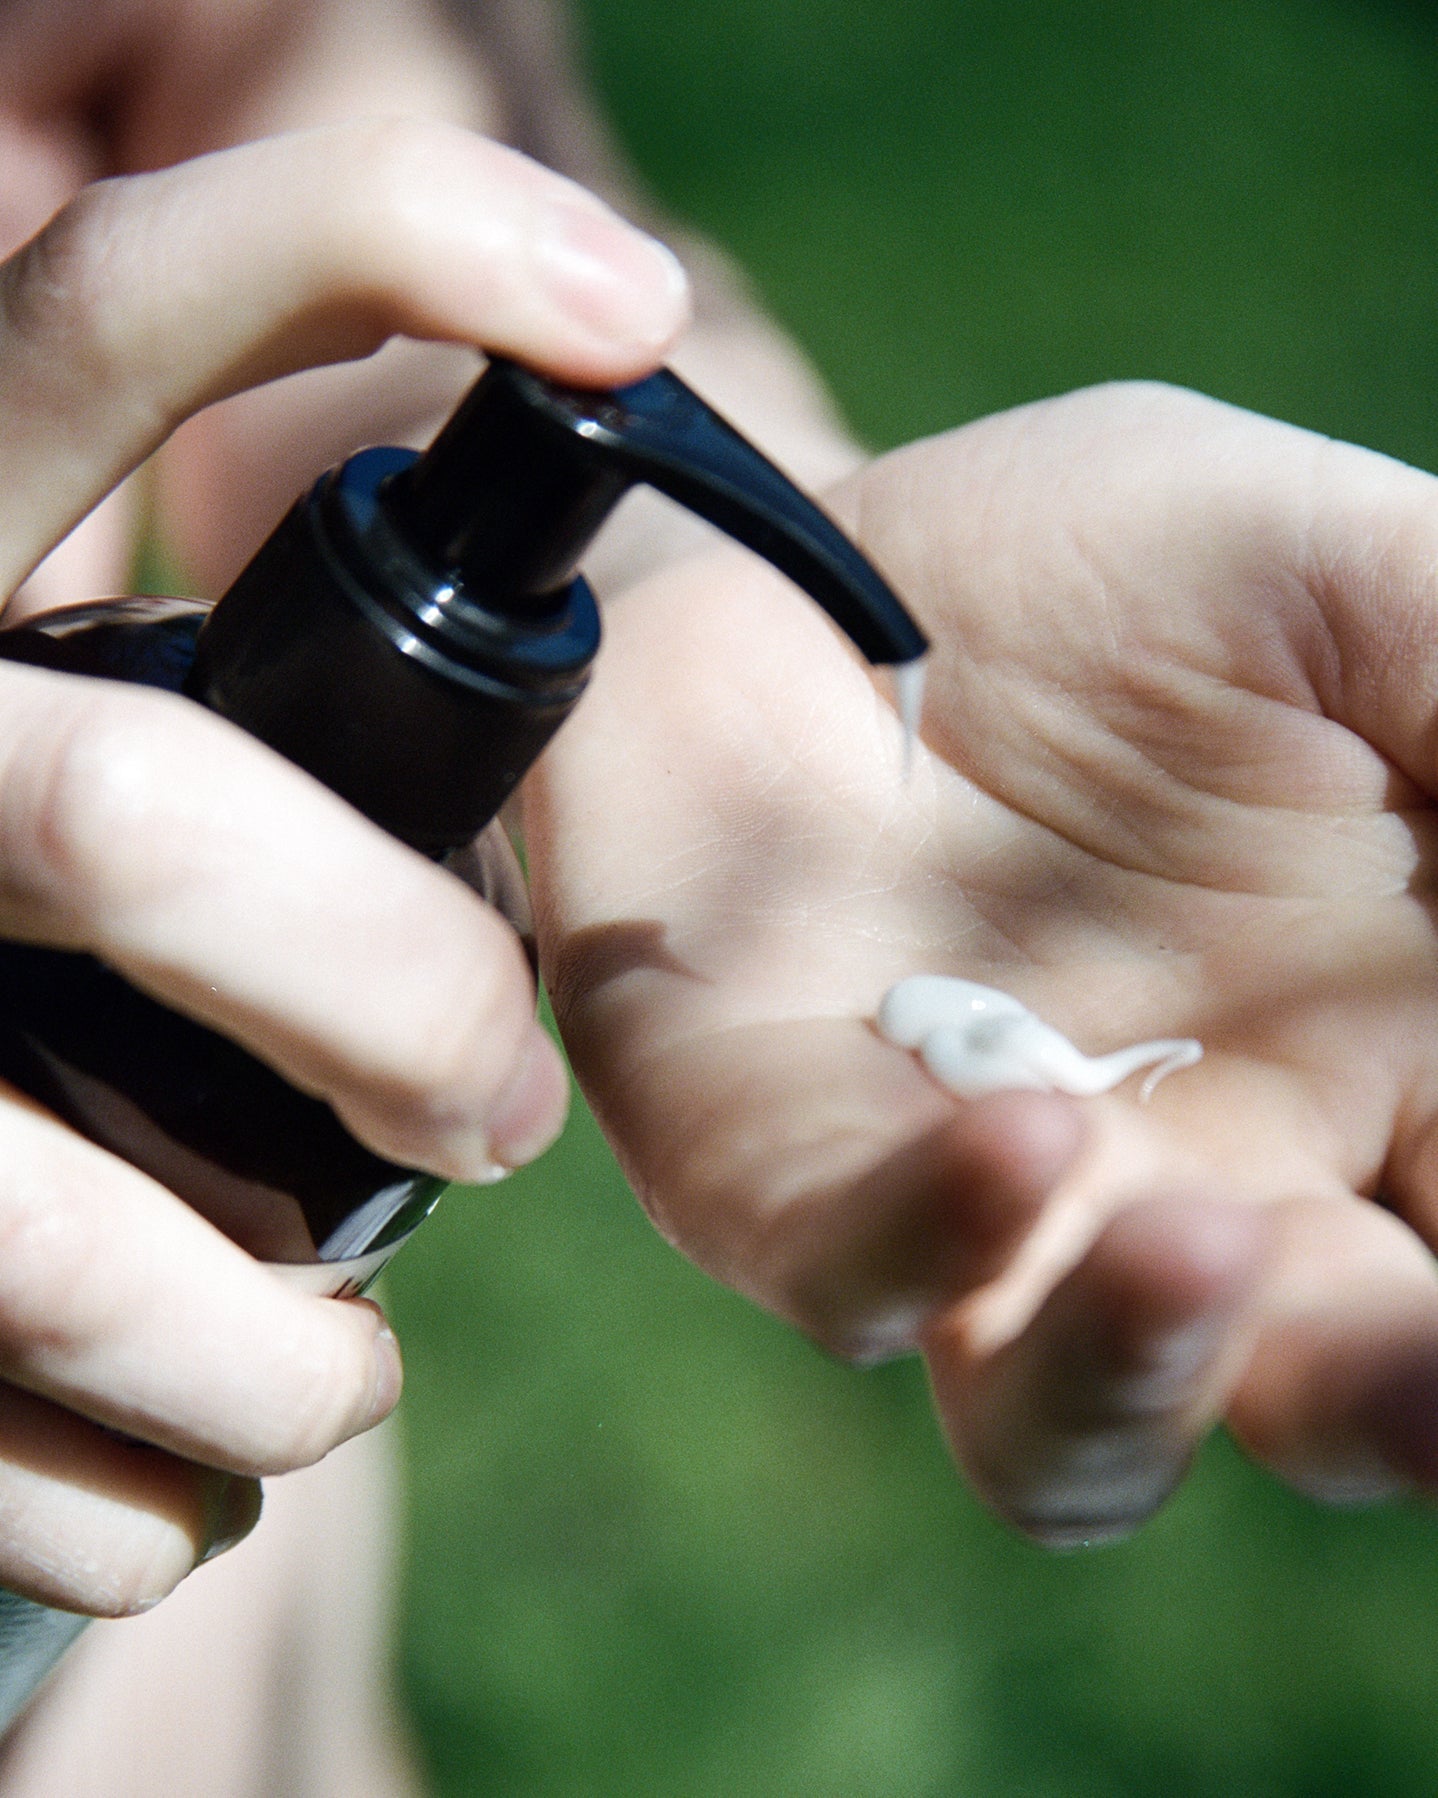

1,183,136,383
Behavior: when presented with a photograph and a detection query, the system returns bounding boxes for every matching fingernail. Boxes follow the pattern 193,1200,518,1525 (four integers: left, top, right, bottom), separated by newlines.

367,1318,404,1426
536,203,689,345
200,1475,263,1565
485,1022,569,1169
470,1162,514,1186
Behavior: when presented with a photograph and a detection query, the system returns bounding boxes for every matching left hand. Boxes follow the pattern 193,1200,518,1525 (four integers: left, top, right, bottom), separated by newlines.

529,380,1438,1542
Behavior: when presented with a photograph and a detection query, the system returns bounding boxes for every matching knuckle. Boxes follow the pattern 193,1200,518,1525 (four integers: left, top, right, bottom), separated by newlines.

1,179,160,414
0,1154,111,1362
2,185,108,351
4,688,203,927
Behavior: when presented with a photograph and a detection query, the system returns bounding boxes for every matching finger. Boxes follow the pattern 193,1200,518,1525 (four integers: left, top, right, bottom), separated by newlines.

1226,1195,1438,1506
0,663,566,1177
577,1013,1082,1360
760,1087,1086,1362
0,118,689,593
927,1196,1270,1545
152,338,483,598
0,1386,260,1616
0,1088,402,1477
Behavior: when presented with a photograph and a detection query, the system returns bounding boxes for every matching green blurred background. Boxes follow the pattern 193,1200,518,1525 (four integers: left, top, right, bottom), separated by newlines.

387,1,1438,1791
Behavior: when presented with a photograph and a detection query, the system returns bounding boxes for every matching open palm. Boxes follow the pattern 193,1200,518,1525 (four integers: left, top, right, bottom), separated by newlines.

531,381,1438,1541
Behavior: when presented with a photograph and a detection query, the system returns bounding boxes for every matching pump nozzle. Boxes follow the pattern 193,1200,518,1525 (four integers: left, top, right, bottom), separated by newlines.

192,359,928,854
400,360,929,667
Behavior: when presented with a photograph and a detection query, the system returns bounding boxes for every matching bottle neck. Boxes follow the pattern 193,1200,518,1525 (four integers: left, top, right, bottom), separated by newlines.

393,367,633,612
190,449,601,856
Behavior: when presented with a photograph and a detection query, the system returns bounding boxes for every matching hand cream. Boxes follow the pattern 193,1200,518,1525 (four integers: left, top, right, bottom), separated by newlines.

878,975,1201,1101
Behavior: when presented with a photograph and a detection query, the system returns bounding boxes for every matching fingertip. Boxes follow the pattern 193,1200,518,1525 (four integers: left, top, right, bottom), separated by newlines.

1204,1197,1438,1508
533,202,691,373
1024,1517,1142,1553
770,1091,1083,1363
1335,1335,1438,1500
477,1021,569,1173
931,1194,1271,1544
364,1318,404,1430
1368,1397,1438,1500
198,1473,263,1566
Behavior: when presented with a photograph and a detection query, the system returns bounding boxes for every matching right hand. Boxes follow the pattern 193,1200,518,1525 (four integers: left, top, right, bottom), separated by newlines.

531,382,1438,1546
0,116,688,1616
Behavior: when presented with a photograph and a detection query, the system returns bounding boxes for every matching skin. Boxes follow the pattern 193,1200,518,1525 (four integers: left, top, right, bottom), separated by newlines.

0,0,508,608
0,103,689,1612
0,0,1430,1635
531,381,1438,1539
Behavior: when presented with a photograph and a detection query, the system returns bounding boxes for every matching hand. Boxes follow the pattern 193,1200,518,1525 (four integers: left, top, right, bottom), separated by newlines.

0,0,630,601
0,117,688,1614
530,380,1438,1543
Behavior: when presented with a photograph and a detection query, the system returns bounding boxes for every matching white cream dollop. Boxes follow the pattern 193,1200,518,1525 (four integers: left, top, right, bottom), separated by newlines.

877,975,1201,1102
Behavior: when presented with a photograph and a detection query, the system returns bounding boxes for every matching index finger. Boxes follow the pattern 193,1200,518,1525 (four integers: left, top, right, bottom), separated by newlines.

0,117,689,595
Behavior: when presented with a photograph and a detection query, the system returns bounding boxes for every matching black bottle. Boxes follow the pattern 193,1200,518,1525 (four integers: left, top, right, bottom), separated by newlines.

0,360,927,1293
0,360,928,1717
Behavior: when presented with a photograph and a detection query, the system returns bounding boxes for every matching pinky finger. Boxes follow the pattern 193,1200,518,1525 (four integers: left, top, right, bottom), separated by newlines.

925,1195,1271,1545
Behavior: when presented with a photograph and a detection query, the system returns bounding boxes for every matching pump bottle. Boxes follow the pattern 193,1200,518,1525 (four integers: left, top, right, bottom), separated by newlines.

0,358,927,1721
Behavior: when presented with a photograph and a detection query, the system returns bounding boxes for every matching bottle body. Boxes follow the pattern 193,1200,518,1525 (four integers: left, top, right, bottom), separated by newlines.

0,357,928,1726
0,598,444,1289
0,358,919,1278
0,595,453,1730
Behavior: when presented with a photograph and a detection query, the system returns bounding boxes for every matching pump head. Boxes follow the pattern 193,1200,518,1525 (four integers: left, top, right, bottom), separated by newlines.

188,360,928,855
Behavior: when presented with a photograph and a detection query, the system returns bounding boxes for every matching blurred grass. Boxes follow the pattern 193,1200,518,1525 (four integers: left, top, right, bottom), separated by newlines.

389,2,1438,1792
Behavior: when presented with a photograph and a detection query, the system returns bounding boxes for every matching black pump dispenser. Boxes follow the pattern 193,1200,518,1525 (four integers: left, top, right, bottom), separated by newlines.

187,359,926,856
0,358,927,1278
0,362,930,1723
399,360,925,660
